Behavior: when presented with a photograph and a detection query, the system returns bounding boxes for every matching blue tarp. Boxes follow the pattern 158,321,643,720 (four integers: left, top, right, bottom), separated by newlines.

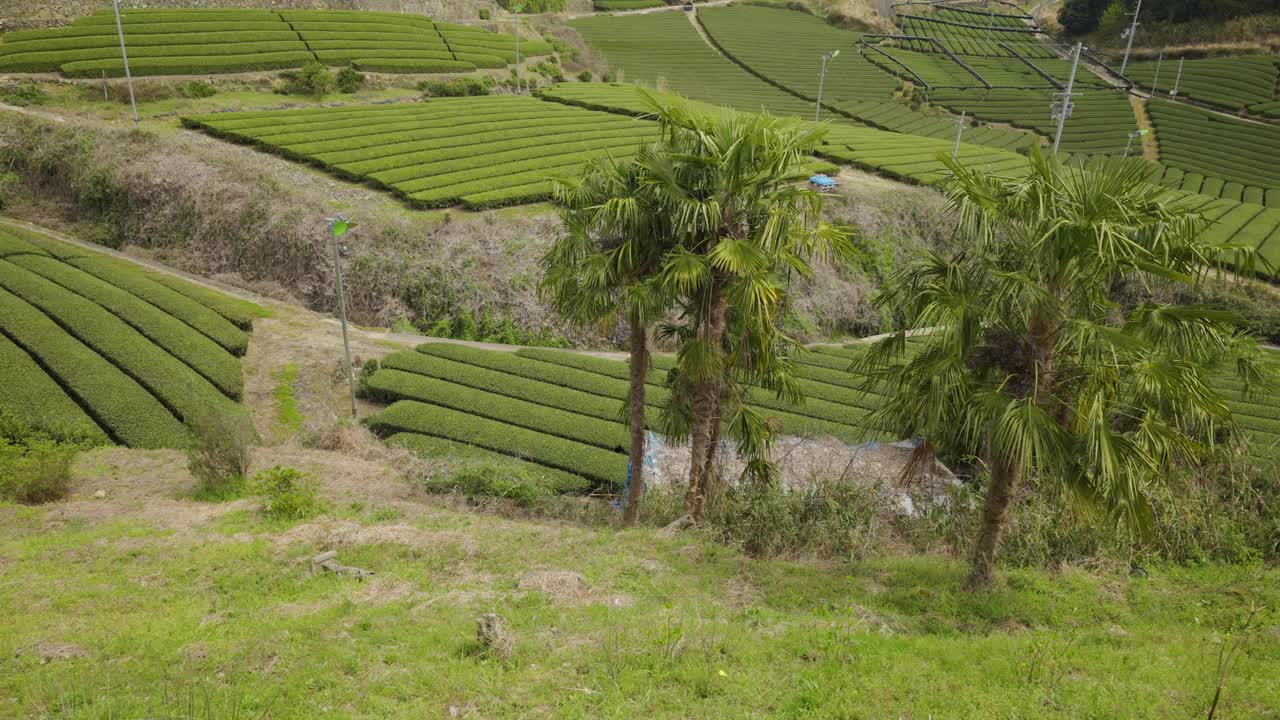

809,174,837,187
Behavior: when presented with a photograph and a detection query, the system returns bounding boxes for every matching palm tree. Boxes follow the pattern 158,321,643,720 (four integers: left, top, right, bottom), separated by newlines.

541,153,669,526
637,98,853,524
853,149,1272,588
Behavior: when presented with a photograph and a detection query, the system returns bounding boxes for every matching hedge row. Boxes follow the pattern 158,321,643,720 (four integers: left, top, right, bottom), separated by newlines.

0,231,50,258
61,52,317,78
365,368,631,451
0,31,300,54
418,343,653,402
387,432,592,495
369,400,626,486
379,349,657,426
65,255,249,356
0,42,311,74
0,259,241,426
594,0,666,9
0,333,108,444
149,273,263,330
8,255,243,400
1126,55,1277,110
0,287,188,448
352,58,477,74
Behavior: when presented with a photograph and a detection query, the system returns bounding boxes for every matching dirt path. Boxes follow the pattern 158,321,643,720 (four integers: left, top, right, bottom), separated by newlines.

566,0,731,20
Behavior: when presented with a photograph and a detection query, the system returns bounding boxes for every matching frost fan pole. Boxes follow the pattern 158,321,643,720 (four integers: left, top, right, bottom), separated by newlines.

815,49,839,122
1052,42,1082,156
1119,0,1141,75
111,0,139,126
330,216,358,419
952,110,966,160
513,3,523,94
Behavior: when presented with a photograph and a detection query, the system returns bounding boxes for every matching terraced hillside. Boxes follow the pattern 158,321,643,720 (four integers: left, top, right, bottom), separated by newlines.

1125,55,1279,112
0,8,550,76
0,221,262,448
894,6,1053,59
183,96,658,209
568,11,816,117
1146,98,1280,205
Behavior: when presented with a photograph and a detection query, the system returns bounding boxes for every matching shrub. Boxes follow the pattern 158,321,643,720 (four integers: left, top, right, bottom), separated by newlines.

496,0,567,11
176,80,217,98
0,171,19,211
187,407,255,498
576,70,592,82
479,8,492,19
277,61,335,96
0,81,49,106
417,75,495,97
250,465,324,520
428,462,564,506
335,65,365,93
0,412,89,505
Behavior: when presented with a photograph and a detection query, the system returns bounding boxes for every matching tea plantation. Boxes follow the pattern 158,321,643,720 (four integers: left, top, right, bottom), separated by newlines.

1125,55,1279,112
183,96,658,209
0,8,549,76
0,221,262,448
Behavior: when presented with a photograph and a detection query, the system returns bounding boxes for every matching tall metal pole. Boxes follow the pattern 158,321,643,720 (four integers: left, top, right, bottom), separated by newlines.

1119,0,1141,75
952,110,966,160
513,5,521,94
1150,48,1164,93
815,50,838,122
1170,58,1184,97
1052,42,1082,156
111,0,139,125
1049,41,1080,155
329,217,357,419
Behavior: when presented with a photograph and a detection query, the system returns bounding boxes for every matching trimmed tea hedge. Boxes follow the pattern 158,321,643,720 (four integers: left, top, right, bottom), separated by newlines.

0,333,108,444
368,400,627,486
183,96,658,209
1147,98,1280,192
365,368,631,451
0,7,549,77
1126,55,1278,111
0,223,261,448
387,432,591,494
0,286,188,448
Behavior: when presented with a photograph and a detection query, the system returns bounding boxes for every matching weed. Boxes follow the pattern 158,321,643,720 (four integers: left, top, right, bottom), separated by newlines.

0,413,87,505
272,364,303,434
186,407,255,500
249,465,324,521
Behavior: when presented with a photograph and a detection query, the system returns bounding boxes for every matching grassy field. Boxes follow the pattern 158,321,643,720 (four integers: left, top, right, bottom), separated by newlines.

0,221,262,448
0,453,1277,719
0,8,550,76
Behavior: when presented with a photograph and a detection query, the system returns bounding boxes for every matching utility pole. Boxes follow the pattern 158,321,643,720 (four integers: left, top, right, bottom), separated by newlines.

329,216,358,419
1119,0,1141,75
513,3,523,94
815,50,839,122
111,0,139,125
952,110,966,160
1051,42,1082,156
1170,58,1184,97
1150,48,1164,93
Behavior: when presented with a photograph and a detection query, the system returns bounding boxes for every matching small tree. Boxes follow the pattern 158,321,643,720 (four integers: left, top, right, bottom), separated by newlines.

187,407,256,498
542,153,670,526
854,150,1272,587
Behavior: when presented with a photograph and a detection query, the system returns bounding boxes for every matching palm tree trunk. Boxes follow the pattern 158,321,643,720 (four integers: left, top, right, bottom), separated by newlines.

698,391,723,510
622,319,648,527
684,280,729,523
968,455,1021,589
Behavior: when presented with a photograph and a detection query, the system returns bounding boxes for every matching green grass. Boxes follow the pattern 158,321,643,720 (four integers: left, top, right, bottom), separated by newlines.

272,363,302,435
0,493,1276,718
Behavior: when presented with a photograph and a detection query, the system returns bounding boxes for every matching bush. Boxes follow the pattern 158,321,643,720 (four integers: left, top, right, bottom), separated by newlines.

249,465,324,520
0,81,49,106
176,80,217,98
427,462,565,507
576,70,592,82
277,61,335,96
335,65,365,93
479,8,492,19
187,407,255,498
496,0,567,12
0,171,19,211
417,75,494,97
0,413,88,505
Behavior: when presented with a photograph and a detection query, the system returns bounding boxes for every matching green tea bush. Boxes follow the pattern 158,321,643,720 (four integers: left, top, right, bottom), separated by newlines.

277,61,335,96
417,75,495,97
479,8,492,19
577,70,592,82
335,66,365,93
427,462,564,507
496,0,567,11
250,465,324,520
